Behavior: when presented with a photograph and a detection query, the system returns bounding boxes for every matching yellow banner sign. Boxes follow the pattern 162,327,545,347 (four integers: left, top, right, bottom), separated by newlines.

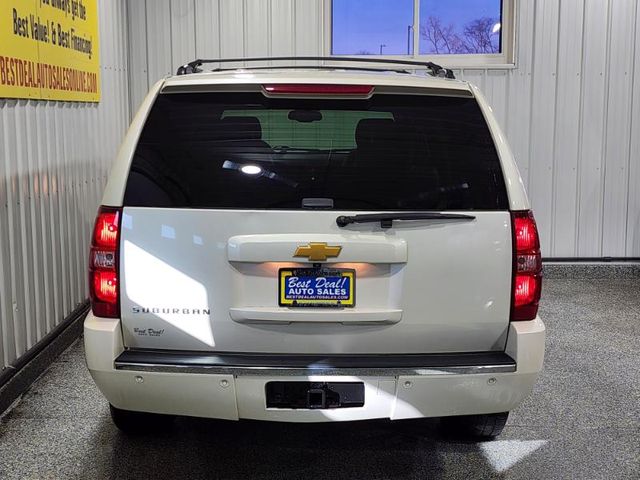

0,0,100,102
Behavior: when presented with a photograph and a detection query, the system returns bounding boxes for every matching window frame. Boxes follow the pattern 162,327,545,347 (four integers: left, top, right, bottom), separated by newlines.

324,0,516,68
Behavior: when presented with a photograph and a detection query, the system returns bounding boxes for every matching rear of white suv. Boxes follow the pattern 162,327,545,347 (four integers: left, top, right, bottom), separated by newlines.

84,64,545,438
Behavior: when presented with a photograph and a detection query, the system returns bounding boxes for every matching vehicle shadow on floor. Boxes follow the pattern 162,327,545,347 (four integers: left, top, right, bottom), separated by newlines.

86,416,501,480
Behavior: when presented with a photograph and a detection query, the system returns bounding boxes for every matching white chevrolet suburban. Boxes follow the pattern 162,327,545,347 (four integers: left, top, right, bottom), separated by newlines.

84,57,545,438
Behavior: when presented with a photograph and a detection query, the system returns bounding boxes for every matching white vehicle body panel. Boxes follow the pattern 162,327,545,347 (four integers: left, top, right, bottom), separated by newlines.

118,208,512,353
87,66,544,422
84,315,545,421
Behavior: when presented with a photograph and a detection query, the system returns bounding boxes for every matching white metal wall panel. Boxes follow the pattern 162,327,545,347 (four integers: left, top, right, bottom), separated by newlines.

171,0,197,71
146,0,174,86
602,0,637,256
219,0,244,57
195,0,221,60
127,0,150,116
528,0,560,253
246,0,271,58
295,0,323,56
552,0,584,256
628,3,640,257
0,0,130,371
126,0,640,258
271,0,294,56
577,0,610,257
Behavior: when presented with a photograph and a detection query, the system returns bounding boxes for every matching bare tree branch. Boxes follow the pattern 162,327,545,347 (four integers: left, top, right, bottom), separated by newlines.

420,15,499,55
460,17,499,54
420,16,461,54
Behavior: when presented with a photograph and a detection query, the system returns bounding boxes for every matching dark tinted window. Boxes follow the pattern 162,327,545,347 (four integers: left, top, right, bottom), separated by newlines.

124,92,508,210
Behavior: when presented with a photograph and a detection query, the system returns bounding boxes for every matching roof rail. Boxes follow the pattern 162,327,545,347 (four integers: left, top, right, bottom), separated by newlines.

175,56,456,79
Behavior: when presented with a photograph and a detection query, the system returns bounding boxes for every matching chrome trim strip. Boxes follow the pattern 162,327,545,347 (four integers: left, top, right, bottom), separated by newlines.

114,362,516,376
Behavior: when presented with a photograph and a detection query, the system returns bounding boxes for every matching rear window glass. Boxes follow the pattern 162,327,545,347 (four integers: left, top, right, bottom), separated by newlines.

124,92,508,210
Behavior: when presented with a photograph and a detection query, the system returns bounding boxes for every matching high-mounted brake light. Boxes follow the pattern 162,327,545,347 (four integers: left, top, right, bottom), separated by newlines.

89,206,121,317
511,210,542,321
262,84,374,96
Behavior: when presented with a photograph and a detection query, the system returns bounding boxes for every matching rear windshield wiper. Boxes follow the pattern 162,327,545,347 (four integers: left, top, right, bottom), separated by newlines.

272,146,352,154
336,212,476,229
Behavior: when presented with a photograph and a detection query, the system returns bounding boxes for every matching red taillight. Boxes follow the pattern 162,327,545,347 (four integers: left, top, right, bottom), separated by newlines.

262,84,374,96
94,211,119,247
93,271,118,303
89,206,121,318
514,214,539,252
511,210,542,321
514,275,538,306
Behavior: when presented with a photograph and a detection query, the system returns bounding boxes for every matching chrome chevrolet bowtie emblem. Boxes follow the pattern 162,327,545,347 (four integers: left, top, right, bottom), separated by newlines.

294,242,342,262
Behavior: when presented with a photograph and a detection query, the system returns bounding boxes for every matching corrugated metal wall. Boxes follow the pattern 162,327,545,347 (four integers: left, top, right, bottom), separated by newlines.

0,0,130,371
127,0,640,258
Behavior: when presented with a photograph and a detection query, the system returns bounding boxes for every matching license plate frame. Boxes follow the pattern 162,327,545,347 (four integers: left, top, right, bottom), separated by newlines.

278,267,355,308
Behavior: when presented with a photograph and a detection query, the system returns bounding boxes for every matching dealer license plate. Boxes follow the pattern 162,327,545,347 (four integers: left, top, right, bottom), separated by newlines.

279,267,355,307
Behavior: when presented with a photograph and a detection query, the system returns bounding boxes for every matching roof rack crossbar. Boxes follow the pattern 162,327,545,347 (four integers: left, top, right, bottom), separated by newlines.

175,56,456,79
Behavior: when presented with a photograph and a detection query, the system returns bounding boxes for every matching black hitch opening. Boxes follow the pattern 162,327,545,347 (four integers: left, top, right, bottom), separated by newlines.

266,381,365,409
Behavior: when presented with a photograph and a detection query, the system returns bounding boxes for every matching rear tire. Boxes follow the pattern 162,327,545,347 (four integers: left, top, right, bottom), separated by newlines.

109,404,175,434
440,411,509,439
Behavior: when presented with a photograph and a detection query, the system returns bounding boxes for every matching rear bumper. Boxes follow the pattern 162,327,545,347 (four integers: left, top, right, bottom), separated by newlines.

84,314,545,422
114,349,517,376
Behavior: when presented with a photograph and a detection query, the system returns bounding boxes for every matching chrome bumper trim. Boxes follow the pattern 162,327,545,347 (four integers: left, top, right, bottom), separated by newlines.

114,362,516,376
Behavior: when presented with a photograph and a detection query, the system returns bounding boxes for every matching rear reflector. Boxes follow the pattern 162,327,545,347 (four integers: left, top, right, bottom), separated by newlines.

511,210,542,321
89,206,121,318
262,84,374,96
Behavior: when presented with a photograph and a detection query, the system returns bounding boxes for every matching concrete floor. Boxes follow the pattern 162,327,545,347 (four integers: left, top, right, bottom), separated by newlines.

0,278,638,479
